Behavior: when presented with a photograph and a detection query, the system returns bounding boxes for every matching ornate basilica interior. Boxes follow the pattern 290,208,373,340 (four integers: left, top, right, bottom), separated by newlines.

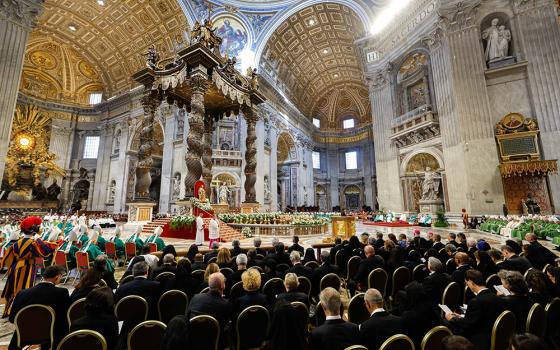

1,0,560,217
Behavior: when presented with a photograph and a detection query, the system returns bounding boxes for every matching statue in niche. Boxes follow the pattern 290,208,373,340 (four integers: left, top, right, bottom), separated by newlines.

176,117,184,140
46,179,61,201
113,130,121,154
218,182,230,205
172,174,181,200
415,167,443,201
482,18,511,63
264,176,270,201
408,81,428,110
107,182,115,203
145,45,159,69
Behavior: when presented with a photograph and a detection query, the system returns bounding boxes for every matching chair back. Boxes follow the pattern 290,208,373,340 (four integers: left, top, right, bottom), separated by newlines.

190,315,220,350
158,290,189,324
526,303,546,338
154,271,175,283
379,334,415,350
463,285,475,304
348,293,370,324
486,274,501,292
199,287,210,294
335,250,344,268
344,346,368,350
115,296,148,336
392,266,410,297
67,298,87,329
314,301,344,326
99,279,107,287
147,242,157,253
297,276,312,298
289,302,308,323
441,282,460,312
445,258,456,274
545,298,560,339
320,273,341,292
53,250,68,268
255,254,265,260
192,269,205,282
263,278,286,300
128,320,166,350
119,274,134,285
57,330,107,350
35,257,45,270
368,268,388,296
236,305,270,350
346,256,361,280
15,304,55,349
230,281,246,301
207,256,217,264
305,261,319,270
75,251,90,274
420,325,452,350
276,264,290,277
220,267,234,279
104,241,116,260
491,310,516,350
412,264,428,282
125,242,137,261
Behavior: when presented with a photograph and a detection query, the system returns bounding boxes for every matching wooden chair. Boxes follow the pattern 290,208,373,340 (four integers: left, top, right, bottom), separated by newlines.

57,330,107,350
190,315,220,350
490,310,516,350
158,289,188,324
379,334,415,350
391,266,410,297
262,278,286,301
445,258,456,274
289,302,308,323
128,320,166,350
53,250,71,283
320,273,341,292
147,242,157,253
348,293,370,325
104,241,117,265
125,242,137,262
346,256,361,281
75,251,90,279
154,271,175,283
545,298,560,342
220,267,234,279
526,303,546,339
305,261,319,270
230,281,246,301
67,297,87,329
420,325,452,350
344,346,368,350
192,269,205,282
236,305,269,350
441,282,461,312
413,264,428,282
114,296,148,339
14,304,55,350
368,268,388,296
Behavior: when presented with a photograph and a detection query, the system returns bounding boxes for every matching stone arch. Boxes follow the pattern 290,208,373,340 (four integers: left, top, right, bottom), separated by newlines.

277,132,297,163
343,184,362,210
212,172,242,207
400,148,445,175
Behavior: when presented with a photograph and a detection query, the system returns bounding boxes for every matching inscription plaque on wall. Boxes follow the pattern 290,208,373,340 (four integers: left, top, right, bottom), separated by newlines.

501,136,537,156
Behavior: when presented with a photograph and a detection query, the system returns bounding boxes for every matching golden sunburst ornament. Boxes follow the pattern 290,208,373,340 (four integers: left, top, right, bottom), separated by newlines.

14,132,36,151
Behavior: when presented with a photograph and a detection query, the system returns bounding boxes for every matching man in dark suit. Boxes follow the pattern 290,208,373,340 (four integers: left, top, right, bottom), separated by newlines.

451,252,472,288
246,249,263,268
329,238,343,260
524,233,556,270
203,242,220,263
312,250,339,297
348,245,384,295
423,257,452,306
310,287,358,350
191,253,206,271
276,272,309,306
359,288,404,350
445,270,506,350
498,245,532,274
115,261,161,319
226,253,248,295
373,232,384,250
253,237,267,257
447,232,459,247
187,272,232,347
150,253,177,280
432,234,445,252
9,265,70,350
266,242,291,266
288,235,305,254
288,251,313,280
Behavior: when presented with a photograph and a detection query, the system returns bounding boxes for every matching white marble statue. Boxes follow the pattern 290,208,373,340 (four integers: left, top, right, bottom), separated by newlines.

416,167,442,201
218,182,230,205
264,176,270,200
172,173,181,200
108,183,115,203
482,18,511,63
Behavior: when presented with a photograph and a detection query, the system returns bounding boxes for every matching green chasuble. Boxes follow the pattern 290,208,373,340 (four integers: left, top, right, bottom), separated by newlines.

110,237,125,258
78,234,89,246
146,235,165,251
126,235,144,254
85,243,115,273
97,236,106,252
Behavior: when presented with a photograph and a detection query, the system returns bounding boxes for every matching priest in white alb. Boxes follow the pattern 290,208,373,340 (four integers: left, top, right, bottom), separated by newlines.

208,215,219,248
195,213,205,246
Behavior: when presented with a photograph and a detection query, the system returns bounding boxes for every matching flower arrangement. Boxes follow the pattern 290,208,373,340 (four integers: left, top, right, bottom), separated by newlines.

218,212,333,226
434,209,449,228
241,227,253,238
170,215,195,230
191,197,213,212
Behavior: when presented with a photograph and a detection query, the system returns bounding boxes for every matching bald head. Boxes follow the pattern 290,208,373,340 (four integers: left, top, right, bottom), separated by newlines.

455,252,470,265
364,245,375,258
208,272,225,293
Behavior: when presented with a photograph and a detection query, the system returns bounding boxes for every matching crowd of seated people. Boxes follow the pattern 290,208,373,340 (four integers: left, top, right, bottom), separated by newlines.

5,229,560,350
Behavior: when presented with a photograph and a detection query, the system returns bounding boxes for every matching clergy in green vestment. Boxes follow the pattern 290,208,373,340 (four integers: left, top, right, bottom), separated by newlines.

93,225,106,252
77,224,89,246
145,226,165,251
82,230,114,273
109,227,125,259
126,227,144,254
58,229,80,270
1,228,19,259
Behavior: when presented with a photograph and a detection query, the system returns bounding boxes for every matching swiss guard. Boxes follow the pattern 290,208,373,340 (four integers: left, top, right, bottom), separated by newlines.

0,217,57,317
145,226,165,251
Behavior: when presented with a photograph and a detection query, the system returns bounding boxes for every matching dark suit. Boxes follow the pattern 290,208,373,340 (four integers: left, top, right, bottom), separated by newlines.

9,282,70,349
114,277,161,319
266,252,291,266
255,248,267,257
498,255,532,274
432,242,445,252
310,318,359,350
451,264,472,287
288,243,305,254
231,246,243,257
191,261,207,271
525,241,556,270
312,262,339,297
502,294,533,333
276,291,309,307
71,312,119,350
359,310,404,350
288,263,313,280
423,271,451,305
226,268,246,295
203,249,219,263
352,255,384,286
150,264,177,280
448,289,506,350
233,290,269,318
187,290,232,346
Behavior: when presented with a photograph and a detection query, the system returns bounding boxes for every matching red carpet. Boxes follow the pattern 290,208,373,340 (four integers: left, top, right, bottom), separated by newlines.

363,221,413,227
160,223,209,240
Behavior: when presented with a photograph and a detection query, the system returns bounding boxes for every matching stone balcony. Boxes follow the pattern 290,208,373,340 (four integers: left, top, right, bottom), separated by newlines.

212,149,242,167
390,104,440,148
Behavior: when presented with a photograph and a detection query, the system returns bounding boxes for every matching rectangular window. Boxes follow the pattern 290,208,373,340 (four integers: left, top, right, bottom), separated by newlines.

343,118,355,129
313,118,320,128
83,136,100,159
345,151,358,170
89,92,103,105
312,151,321,169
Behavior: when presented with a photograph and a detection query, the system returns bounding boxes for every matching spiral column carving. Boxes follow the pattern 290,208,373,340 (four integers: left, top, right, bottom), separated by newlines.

243,107,258,203
184,79,206,197
202,116,214,192
134,94,159,200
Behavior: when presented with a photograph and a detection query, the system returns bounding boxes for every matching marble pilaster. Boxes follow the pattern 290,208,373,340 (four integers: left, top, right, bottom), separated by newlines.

159,105,176,214
92,124,114,209
114,119,130,213
269,128,279,211
255,119,265,204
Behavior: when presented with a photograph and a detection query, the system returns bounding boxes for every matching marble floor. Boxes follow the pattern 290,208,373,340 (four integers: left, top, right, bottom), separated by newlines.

0,222,556,347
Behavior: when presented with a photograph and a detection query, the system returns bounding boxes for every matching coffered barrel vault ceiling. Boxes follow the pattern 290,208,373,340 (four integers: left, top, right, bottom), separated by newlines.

31,0,190,97
258,3,371,129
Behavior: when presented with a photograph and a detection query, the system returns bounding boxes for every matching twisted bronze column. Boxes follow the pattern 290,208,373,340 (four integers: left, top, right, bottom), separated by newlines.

184,78,206,197
202,116,213,194
135,94,158,200
243,107,258,203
